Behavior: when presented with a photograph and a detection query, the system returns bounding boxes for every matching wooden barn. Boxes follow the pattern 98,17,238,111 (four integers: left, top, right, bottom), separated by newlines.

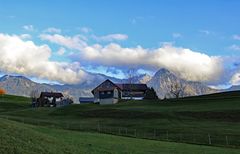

92,79,148,105
34,92,73,107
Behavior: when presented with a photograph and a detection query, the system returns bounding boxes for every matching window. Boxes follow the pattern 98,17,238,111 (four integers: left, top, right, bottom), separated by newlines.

107,91,111,94
101,91,105,95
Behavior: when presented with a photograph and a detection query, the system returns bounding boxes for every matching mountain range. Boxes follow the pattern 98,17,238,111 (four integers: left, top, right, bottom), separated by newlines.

0,68,239,103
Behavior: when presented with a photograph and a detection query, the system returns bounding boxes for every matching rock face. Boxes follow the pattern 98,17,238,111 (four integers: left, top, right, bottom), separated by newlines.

0,75,54,97
147,69,217,99
0,69,219,102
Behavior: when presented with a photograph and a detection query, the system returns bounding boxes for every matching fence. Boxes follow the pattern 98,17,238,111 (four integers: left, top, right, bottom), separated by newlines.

1,115,240,148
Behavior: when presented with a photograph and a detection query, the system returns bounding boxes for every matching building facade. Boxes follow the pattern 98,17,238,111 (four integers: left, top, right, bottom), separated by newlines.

92,79,148,104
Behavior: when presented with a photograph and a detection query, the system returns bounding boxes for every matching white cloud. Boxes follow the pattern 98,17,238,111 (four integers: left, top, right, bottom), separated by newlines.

93,34,128,41
199,30,210,35
43,27,61,33
80,43,223,82
208,84,232,90
230,72,240,85
229,44,240,51
23,25,34,31
57,47,66,55
38,33,223,83
0,34,87,84
39,34,87,50
80,27,92,33
233,34,240,40
172,33,182,38
19,34,31,39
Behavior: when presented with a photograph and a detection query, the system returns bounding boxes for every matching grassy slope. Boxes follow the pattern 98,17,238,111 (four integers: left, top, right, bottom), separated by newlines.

3,92,240,135
0,92,240,150
0,94,30,112
1,118,240,154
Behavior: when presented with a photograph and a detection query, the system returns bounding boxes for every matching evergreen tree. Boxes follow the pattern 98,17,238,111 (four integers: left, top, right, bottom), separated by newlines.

144,87,158,99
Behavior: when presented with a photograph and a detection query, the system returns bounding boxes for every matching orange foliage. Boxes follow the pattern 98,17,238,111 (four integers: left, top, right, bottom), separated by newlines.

0,88,6,95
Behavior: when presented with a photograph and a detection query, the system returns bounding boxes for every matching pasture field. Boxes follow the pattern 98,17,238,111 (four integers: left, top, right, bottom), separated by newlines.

0,91,240,153
1,118,240,154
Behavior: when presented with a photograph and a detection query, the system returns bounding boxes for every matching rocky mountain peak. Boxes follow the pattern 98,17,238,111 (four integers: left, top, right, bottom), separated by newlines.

147,68,216,99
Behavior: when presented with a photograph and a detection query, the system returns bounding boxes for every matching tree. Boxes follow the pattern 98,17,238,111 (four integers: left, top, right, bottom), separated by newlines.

169,82,186,99
144,87,158,100
0,88,6,95
126,68,138,99
30,89,39,102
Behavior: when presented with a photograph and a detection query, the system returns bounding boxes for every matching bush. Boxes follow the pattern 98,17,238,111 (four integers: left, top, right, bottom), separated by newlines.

144,87,158,100
0,88,6,95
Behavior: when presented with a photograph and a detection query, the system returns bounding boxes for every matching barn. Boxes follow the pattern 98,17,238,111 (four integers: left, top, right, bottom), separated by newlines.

35,92,73,107
92,79,148,105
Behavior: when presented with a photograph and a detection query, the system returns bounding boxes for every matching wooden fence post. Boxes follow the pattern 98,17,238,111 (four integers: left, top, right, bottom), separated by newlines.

154,129,156,139
193,134,196,143
134,129,137,138
208,134,211,145
179,133,182,142
166,131,169,141
97,123,100,132
109,127,111,134
118,128,121,135
225,136,229,145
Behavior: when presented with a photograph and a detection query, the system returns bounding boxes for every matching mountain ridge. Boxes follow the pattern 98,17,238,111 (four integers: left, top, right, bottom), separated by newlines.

0,68,233,102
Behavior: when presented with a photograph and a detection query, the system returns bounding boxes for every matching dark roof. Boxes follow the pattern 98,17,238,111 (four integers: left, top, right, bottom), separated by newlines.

79,97,94,103
91,79,121,94
40,92,64,98
92,79,148,94
116,84,148,91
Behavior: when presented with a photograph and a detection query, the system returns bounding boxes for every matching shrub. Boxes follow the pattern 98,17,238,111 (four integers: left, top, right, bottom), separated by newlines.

144,87,158,100
0,88,6,95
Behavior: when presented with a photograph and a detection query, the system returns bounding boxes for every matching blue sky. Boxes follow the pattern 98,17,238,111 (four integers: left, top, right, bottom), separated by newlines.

0,0,240,87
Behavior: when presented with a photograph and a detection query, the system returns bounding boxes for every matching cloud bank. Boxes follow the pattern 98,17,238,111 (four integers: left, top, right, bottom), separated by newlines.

230,72,240,85
38,33,223,83
80,43,223,82
39,34,87,50
0,34,87,84
0,32,226,85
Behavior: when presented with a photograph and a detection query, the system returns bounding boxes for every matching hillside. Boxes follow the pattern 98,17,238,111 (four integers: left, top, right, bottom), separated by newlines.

1,91,240,148
1,93,240,153
0,75,54,97
1,118,239,154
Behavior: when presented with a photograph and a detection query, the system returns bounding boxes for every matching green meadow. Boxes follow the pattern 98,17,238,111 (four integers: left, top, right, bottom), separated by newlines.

0,91,240,153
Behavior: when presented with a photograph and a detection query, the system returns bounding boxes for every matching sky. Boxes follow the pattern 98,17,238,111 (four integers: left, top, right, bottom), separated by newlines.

0,0,240,88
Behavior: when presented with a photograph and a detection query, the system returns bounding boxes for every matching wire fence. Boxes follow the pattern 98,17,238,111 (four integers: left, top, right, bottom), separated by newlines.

1,116,240,148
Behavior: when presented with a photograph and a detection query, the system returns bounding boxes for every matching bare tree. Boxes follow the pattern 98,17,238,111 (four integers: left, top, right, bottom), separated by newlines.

169,82,186,99
126,68,138,99
30,89,39,102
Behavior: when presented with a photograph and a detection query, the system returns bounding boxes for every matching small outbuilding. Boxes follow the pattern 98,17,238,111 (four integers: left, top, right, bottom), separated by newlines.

79,97,94,104
35,92,72,107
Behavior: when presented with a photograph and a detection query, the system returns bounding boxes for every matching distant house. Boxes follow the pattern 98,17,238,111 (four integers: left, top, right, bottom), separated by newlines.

117,84,148,100
35,92,72,107
79,97,94,104
92,79,148,104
